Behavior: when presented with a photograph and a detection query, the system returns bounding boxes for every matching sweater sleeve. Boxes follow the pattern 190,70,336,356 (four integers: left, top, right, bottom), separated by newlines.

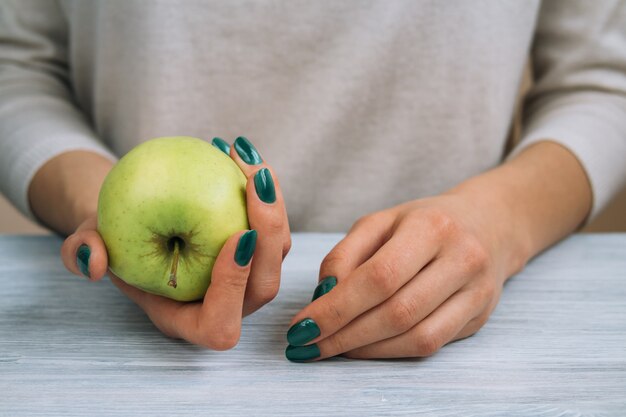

509,0,626,220
0,0,117,222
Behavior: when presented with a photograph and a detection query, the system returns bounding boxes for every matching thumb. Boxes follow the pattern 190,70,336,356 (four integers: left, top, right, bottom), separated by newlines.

61,216,109,281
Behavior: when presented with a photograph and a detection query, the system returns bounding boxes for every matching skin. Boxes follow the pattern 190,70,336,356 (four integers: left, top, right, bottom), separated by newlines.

30,140,591,357
287,141,591,359
31,144,291,350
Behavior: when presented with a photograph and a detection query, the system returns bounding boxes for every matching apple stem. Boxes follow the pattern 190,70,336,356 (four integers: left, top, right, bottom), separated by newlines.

168,239,180,288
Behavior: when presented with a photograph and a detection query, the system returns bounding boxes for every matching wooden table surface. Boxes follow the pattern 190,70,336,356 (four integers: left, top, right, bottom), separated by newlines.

0,234,625,416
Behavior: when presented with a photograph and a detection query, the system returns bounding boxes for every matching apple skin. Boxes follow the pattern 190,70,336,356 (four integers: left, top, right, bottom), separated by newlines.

97,136,249,301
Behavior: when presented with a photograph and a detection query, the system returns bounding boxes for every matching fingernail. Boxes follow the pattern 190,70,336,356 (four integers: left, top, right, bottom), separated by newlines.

234,136,263,165
285,344,321,362
234,230,257,266
211,137,230,155
76,244,91,278
312,276,337,301
287,318,321,346
254,168,276,204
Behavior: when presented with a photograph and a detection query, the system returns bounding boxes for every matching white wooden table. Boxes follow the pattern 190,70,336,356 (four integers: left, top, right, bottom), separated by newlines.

0,234,625,416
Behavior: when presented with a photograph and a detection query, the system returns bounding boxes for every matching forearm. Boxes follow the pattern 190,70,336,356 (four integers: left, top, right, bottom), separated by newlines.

450,141,592,275
29,151,114,236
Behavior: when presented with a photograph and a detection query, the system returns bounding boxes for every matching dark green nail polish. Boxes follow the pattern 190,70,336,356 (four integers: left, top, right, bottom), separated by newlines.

285,344,321,362
234,230,257,266
287,318,321,346
312,276,337,301
254,168,276,204
76,244,91,278
234,136,263,165
211,137,230,155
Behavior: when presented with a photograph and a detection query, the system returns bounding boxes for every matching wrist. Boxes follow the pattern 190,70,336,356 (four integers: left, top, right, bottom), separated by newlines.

447,141,592,278
447,174,533,278
29,151,114,235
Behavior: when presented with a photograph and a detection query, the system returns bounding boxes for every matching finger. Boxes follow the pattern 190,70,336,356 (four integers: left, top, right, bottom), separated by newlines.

242,168,286,315
308,258,473,360
451,315,487,342
228,135,291,252
112,230,256,350
183,229,257,348
61,221,108,281
223,136,288,314
451,286,501,342
317,211,395,285
342,288,484,359
287,216,443,346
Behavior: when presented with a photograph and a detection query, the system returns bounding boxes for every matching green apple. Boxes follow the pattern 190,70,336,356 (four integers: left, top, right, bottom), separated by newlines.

97,136,249,301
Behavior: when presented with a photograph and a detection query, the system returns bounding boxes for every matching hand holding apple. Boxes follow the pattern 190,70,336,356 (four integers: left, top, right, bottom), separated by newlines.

61,136,291,349
97,136,250,301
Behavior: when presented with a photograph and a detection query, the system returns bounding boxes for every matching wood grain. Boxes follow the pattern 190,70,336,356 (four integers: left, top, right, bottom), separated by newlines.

0,234,625,416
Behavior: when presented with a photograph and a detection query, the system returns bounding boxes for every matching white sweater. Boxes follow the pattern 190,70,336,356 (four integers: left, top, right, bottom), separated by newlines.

1,0,625,232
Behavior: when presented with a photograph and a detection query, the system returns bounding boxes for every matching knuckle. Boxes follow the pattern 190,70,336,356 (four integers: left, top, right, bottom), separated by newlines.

462,315,489,338
350,210,387,231
282,236,292,258
222,271,249,293
474,311,491,329
351,213,375,230
325,334,348,355
460,238,490,274
367,260,399,296
194,317,241,351
472,278,499,306
266,215,284,234
387,298,418,332
401,209,423,225
320,246,350,274
414,326,444,357
203,324,241,351
249,284,280,307
325,301,344,328
426,210,456,237
477,280,497,303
